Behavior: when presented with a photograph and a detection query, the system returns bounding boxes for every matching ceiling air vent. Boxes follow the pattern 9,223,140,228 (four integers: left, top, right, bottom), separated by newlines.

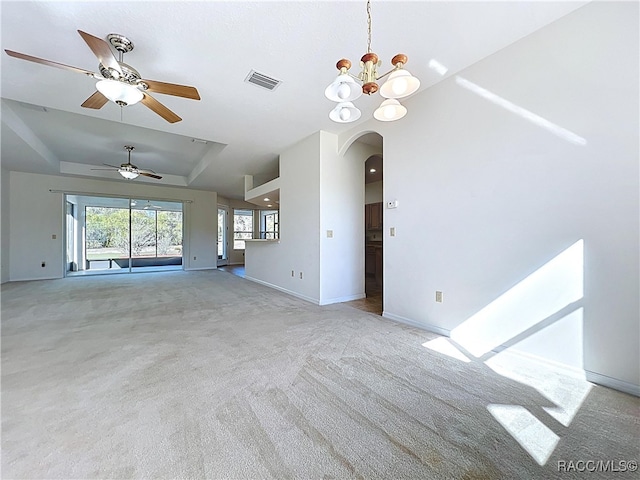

245,70,282,91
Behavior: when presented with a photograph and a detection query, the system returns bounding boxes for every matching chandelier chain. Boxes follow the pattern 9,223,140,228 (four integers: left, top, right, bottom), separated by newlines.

366,0,372,53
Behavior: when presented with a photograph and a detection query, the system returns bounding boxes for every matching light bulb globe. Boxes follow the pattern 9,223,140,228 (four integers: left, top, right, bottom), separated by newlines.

337,83,351,100
329,102,361,123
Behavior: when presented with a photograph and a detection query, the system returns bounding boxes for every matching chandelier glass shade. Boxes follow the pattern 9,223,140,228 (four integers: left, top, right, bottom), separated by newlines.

379,69,421,99
325,73,363,103
324,0,420,123
329,102,362,123
373,99,407,122
96,79,143,106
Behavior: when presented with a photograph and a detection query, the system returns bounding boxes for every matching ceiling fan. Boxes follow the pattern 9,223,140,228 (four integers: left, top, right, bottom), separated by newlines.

4,30,200,123
92,145,162,180
142,200,163,210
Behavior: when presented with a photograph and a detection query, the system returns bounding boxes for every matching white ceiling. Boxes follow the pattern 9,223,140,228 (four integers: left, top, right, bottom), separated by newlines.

1,1,587,199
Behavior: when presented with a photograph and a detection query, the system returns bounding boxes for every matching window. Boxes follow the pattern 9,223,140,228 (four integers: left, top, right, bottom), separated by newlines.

260,210,279,239
85,205,182,261
233,209,253,249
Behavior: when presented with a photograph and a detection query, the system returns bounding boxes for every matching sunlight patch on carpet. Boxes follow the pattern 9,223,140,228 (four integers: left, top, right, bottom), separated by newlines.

487,404,560,465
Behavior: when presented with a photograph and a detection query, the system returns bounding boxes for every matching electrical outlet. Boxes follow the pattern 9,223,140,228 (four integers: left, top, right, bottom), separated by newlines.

436,291,443,303
51,234,57,239
299,272,303,279
41,261,46,268
193,256,196,261
327,230,333,238
390,227,396,237
291,270,294,277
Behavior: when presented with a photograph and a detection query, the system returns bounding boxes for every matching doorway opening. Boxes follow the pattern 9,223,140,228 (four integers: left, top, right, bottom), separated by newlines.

364,154,383,314
65,194,184,276
342,131,384,315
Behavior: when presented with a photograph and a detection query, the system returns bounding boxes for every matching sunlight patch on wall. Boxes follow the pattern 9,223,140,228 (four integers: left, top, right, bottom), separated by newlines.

422,337,471,363
450,239,584,357
455,76,587,146
488,404,560,465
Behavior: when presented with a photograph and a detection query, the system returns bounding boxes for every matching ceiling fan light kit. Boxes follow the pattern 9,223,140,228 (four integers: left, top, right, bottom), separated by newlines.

96,79,143,106
325,0,420,123
4,30,201,123
118,166,140,180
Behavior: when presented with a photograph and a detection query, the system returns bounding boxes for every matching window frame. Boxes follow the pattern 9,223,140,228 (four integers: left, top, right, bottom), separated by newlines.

233,208,254,250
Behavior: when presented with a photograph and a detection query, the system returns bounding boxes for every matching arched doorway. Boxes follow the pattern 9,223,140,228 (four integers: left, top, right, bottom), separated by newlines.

340,130,384,314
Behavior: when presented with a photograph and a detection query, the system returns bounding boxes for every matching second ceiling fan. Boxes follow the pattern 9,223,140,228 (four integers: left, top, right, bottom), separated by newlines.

92,145,162,180
5,30,200,123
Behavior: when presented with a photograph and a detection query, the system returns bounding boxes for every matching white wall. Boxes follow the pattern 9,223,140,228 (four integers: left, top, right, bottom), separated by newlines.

319,131,367,304
8,171,217,281
245,132,322,303
1,168,10,283
245,131,381,305
340,2,639,393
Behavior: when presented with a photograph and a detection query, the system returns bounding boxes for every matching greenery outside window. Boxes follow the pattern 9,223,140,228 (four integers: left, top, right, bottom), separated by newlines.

85,206,182,260
234,209,253,249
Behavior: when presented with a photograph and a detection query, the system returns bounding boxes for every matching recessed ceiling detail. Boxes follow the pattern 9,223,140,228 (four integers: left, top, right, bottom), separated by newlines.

245,70,281,91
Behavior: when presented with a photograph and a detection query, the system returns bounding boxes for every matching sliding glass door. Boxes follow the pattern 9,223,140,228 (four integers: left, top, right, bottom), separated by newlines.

65,194,183,276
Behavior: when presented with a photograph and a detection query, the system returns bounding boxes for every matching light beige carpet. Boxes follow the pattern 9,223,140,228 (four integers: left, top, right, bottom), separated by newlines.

1,270,638,479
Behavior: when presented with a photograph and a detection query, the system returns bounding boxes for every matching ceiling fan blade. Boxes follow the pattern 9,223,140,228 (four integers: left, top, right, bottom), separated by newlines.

90,168,118,171
102,163,122,169
77,30,122,76
142,79,201,100
81,91,109,109
140,93,182,123
4,49,96,76
139,171,163,180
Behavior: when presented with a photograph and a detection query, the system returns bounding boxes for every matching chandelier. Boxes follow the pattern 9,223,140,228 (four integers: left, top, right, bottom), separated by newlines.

325,0,420,123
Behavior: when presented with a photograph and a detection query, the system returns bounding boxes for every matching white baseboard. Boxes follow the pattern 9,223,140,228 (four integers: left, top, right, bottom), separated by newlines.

383,311,639,397
382,312,451,336
184,267,217,271
12,275,62,282
492,348,586,379
320,293,365,306
244,275,319,305
585,371,640,397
